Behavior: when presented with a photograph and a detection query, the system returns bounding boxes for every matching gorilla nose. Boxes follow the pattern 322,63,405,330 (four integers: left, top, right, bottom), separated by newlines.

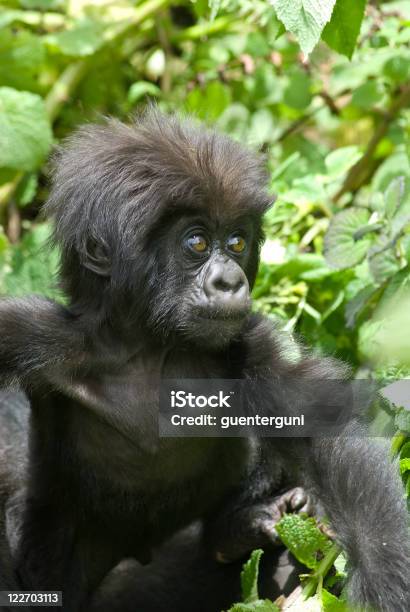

204,261,249,311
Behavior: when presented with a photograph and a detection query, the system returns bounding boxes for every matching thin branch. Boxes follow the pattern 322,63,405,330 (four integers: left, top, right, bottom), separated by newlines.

334,83,410,203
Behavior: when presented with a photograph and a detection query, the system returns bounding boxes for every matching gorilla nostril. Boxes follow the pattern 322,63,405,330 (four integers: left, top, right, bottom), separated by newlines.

214,277,243,293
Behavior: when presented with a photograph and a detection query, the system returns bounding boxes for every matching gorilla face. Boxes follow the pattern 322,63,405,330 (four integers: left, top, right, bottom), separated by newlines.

146,213,258,350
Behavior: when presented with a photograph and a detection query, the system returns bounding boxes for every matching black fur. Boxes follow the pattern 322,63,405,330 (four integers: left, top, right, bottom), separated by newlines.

0,109,408,611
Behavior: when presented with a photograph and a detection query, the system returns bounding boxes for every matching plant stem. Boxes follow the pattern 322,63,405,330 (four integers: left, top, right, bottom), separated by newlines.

302,543,342,599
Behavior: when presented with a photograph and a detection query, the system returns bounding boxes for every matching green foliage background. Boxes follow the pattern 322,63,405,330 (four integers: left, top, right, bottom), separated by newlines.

0,0,410,609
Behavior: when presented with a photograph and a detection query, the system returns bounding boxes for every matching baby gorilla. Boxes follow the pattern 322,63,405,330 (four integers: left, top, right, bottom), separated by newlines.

0,109,408,611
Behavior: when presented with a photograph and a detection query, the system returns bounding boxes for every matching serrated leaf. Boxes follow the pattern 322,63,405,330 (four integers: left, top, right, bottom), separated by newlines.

322,0,366,59
270,0,336,56
0,87,52,172
324,208,372,269
241,549,262,603
385,177,405,220
276,514,332,570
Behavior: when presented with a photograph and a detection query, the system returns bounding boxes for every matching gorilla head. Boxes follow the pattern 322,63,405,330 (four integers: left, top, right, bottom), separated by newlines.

46,109,272,349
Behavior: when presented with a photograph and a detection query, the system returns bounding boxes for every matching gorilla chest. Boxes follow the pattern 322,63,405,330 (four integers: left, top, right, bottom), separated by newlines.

64,354,249,491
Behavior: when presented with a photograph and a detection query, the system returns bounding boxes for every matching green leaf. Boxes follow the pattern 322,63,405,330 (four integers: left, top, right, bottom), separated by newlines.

400,458,410,475
241,549,262,603
15,173,38,207
321,589,349,611
3,223,60,299
0,30,45,92
186,81,232,120
385,177,405,220
383,55,410,84
249,110,274,146
0,87,52,172
324,208,372,269
229,601,279,612
325,146,361,180
128,81,161,104
322,0,366,59
351,81,384,110
395,409,410,434
45,19,105,57
284,68,312,110
345,285,377,329
368,237,401,285
276,514,332,570
271,0,336,56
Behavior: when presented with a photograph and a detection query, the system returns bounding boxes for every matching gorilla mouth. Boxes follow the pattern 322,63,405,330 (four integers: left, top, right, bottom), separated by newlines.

195,308,249,322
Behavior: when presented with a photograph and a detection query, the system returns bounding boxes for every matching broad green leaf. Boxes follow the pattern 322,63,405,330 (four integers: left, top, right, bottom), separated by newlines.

45,20,105,57
325,147,361,180
383,55,410,84
186,81,232,120
0,87,52,172
241,549,262,602
245,32,270,57
281,176,325,205
357,320,385,363
15,173,38,208
321,589,349,611
395,409,410,433
249,110,274,146
128,82,161,104
385,177,405,219
322,0,366,59
3,223,60,299
324,209,372,269
345,285,377,329
270,0,336,56
276,514,332,570
284,69,312,110
400,458,410,475
217,104,250,141
0,30,45,93
400,442,410,460
368,238,401,285
209,0,222,20
351,81,384,110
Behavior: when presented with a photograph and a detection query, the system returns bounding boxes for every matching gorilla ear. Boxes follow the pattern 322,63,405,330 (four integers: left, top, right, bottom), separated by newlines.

82,237,112,277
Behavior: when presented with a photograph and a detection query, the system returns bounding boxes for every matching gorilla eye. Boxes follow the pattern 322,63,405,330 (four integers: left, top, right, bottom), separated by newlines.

186,234,208,254
227,235,246,254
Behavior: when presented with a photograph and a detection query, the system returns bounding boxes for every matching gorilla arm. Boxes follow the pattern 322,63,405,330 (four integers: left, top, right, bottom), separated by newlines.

242,317,410,612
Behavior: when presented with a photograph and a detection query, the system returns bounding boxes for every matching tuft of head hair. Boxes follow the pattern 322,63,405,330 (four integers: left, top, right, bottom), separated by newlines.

45,108,272,318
